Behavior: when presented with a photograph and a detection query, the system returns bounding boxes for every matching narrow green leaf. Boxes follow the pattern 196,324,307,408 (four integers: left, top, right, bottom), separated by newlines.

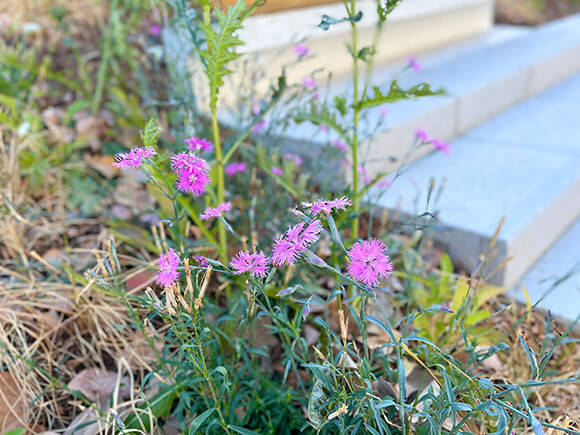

356,80,444,110
189,408,215,434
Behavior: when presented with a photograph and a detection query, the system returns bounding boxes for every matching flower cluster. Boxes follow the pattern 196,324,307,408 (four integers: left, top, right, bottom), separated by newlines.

330,139,348,152
415,129,450,155
432,139,450,155
285,153,303,166
113,147,156,169
272,219,321,267
407,56,421,71
156,249,181,288
193,255,209,268
271,167,283,176
302,77,316,90
302,197,351,216
185,136,214,153
225,161,246,176
346,239,393,288
171,152,211,196
201,202,232,220
230,251,269,278
294,43,310,57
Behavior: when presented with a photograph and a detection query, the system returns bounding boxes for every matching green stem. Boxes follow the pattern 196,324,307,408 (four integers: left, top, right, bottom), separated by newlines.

211,108,229,267
92,0,117,114
350,0,361,240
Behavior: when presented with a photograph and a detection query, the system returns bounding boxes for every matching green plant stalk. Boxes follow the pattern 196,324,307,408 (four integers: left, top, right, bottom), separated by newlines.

179,312,231,434
350,0,361,240
92,0,117,114
202,3,228,271
211,109,229,269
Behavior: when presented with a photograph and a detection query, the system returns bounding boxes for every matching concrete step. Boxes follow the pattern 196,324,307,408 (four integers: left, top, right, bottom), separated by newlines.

277,14,580,178
510,219,580,324
370,74,580,288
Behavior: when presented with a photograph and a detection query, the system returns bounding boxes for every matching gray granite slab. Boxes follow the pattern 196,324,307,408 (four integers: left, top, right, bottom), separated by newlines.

511,220,580,323
371,72,580,288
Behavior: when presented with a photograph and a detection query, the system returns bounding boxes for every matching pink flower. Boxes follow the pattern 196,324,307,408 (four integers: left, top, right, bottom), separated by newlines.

230,250,269,278
252,118,266,132
149,24,161,36
156,249,181,288
358,165,372,185
272,220,321,267
294,43,310,57
380,106,389,117
201,202,232,220
319,125,329,132
377,179,392,189
302,77,316,89
171,152,211,196
408,56,421,71
271,167,283,176
185,136,214,153
225,161,246,176
193,255,209,267
302,298,311,321
330,139,348,151
302,197,351,216
113,147,156,169
347,239,393,288
415,129,429,143
432,139,450,155
285,153,303,166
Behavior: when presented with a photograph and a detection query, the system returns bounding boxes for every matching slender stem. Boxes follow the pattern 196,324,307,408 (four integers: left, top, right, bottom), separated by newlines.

350,0,360,240
201,3,228,267
92,0,117,114
186,313,231,434
211,108,228,268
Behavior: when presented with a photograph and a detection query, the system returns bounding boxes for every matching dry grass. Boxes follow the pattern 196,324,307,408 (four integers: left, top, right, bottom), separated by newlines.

0,128,162,431
0,242,163,431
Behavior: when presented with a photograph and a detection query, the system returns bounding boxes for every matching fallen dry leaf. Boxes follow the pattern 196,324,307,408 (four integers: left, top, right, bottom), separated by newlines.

42,107,74,143
67,368,131,402
253,318,279,348
75,113,104,152
304,325,320,347
64,408,100,435
372,378,398,399
120,330,164,369
125,269,157,293
0,371,27,433
84,154,120,179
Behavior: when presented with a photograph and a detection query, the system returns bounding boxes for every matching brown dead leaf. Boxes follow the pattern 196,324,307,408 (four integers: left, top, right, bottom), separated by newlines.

64,408,100,435
67,368,131,402
37,310,62,331
113,176,155,214
405,365,433,400
42,248,66,263
372,378,398,399
253,318,279,348
120,330,164,369
75,113,103,152
304,325,320,347
125,270,157,293
0,371,27,433
110,205,132,220
42,107,74,143
84,154,119,179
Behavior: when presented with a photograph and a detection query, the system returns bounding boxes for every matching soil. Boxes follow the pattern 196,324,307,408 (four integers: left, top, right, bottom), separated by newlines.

495,0,580,26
